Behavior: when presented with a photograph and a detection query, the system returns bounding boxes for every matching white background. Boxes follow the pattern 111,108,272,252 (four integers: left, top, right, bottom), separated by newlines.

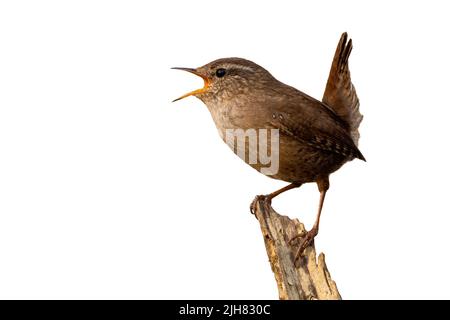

0,0,449,299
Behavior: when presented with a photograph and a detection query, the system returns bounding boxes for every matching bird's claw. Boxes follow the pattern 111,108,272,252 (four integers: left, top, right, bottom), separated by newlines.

250,195,271,215
291,228,318,265
288,230,307,245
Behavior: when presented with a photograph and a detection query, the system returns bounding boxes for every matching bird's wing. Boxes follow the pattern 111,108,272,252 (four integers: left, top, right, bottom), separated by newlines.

267,91,365,161
322,32,363,145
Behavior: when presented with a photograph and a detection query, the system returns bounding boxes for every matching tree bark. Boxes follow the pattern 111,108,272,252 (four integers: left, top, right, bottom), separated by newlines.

252,197,341,300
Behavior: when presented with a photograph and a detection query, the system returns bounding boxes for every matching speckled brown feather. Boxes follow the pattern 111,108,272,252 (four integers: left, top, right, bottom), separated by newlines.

265,83,365,162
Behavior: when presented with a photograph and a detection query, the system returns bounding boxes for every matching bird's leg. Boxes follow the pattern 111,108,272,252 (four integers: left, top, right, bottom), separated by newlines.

292,190,326,259
250,183,301,215
291,177,329,263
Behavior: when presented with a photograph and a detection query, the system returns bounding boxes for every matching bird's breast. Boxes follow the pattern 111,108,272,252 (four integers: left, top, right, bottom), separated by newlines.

206,100,244,133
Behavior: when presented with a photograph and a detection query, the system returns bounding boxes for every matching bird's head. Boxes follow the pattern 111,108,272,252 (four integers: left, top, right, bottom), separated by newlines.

172,58,274,104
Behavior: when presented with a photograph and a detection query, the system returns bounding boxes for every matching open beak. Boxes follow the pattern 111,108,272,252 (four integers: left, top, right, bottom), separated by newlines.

171,67,210,102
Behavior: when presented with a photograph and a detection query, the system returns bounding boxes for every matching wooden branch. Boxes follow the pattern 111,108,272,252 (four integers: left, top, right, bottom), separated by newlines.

252,197,341,300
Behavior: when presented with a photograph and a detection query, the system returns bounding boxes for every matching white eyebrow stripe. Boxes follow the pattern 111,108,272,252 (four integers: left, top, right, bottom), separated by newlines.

224,63,255,72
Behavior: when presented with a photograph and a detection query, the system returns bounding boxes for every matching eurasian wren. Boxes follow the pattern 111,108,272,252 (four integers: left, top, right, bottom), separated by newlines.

172,33,365,260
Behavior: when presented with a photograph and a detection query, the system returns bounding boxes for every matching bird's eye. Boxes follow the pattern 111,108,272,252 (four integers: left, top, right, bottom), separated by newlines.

215,68,226,78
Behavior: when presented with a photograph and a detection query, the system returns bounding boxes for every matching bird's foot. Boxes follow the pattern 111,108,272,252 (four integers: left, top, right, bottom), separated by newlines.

290,227,319,266
250,195,272,215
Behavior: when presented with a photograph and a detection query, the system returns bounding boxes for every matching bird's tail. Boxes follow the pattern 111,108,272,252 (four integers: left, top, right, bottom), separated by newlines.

322,32,363,146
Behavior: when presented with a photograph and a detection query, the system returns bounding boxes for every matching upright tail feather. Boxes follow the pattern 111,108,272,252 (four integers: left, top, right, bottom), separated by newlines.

322,32,363,146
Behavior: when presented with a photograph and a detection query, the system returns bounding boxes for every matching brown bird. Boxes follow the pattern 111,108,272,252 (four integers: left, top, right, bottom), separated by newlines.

172,33,364,261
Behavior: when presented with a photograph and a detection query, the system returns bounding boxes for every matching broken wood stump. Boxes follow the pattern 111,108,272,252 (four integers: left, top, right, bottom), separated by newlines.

252,196,341,300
